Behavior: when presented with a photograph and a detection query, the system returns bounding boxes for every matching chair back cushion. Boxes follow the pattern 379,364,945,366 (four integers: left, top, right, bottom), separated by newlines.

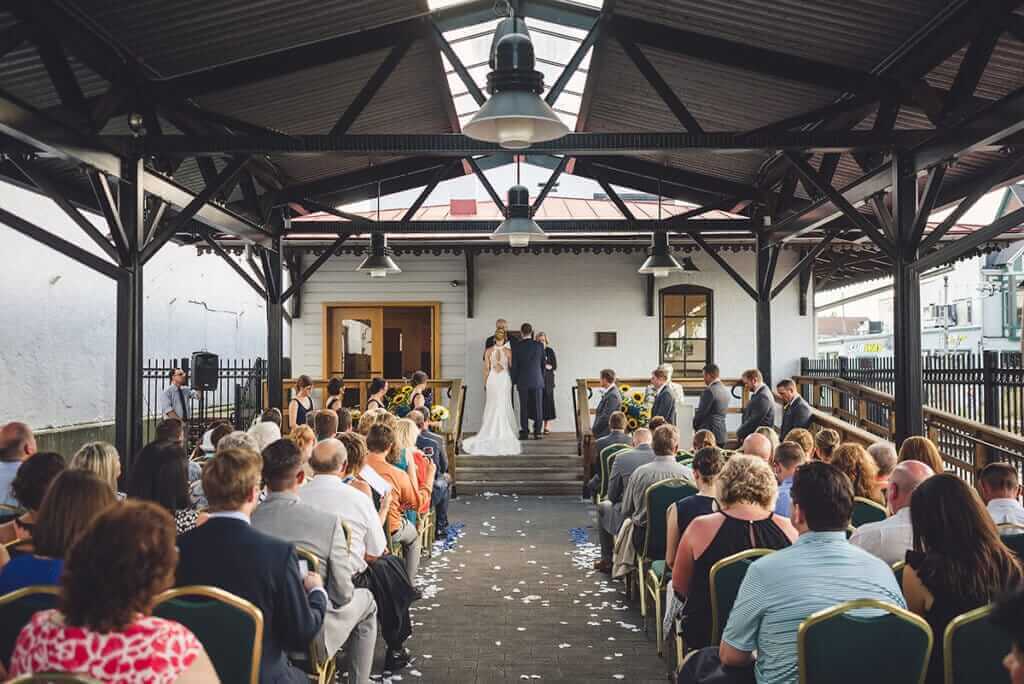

944,605,1011,684
1001,533,1024,559
799,599,932,684
851,498,888,527
709,549,775,644
643,478,698,560
0,587,58,667
153,587,263,684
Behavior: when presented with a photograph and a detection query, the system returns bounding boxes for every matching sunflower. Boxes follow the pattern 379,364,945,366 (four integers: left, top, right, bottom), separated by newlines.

431,405,450,421
400,385,413,396
631,391,644,402
627,418,639,430
619,384,631,394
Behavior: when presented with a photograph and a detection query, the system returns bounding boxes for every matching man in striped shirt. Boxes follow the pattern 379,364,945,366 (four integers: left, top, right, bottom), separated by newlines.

680,461,904,684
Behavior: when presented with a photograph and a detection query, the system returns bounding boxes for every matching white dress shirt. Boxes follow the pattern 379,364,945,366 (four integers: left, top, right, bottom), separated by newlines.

849,506,912,566
988,498,1024,532
299,475,387,573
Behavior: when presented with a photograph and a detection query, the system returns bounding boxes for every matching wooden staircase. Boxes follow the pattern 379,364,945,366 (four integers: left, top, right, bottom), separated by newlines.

454,433,583,496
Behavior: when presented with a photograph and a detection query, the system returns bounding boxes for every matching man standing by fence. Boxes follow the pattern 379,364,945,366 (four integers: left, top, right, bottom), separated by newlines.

159,367,200,423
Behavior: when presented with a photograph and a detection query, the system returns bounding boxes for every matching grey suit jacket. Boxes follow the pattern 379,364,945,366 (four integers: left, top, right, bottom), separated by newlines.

252,491,355,609
607,443,656,504
596,431,631,456
780,395,813,439
592,385,623,437
693,379,730,446
737,384,776,441
651,385,676,426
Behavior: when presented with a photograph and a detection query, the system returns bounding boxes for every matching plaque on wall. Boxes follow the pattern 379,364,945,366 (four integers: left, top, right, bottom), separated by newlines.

595,332,617,348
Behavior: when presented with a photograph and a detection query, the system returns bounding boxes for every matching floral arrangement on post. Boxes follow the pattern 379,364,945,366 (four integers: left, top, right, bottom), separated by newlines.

430,404,451,423
617,383,652,432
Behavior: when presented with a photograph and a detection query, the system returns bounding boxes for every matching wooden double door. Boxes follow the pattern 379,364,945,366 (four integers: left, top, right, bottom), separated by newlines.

323,302,440,382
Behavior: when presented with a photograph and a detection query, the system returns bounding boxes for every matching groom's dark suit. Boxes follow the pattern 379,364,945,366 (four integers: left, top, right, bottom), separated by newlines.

513,337,545,436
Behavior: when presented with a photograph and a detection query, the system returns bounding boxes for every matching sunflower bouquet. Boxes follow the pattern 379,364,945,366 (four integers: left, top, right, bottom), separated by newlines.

387,385,415,417
430,404,451,422
618,383,652,432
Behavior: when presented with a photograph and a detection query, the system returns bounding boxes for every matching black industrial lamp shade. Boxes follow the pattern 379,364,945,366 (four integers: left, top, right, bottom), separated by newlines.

491,184,547,247
639,232,687,277
462,20,569,149
356,233,401,278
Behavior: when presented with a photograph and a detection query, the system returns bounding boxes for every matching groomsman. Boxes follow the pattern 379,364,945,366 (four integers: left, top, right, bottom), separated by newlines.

736,368,775,442
649,367,676,426
591,369,622,438
777,378,812,438
693,363,730,447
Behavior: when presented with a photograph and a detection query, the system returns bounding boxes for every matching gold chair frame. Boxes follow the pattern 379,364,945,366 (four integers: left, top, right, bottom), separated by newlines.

0,584,59,605
942,603,997,684
708,548,776,645
997,522,1024,533
153,585,264,684
797,598,933,684
294,548,337,684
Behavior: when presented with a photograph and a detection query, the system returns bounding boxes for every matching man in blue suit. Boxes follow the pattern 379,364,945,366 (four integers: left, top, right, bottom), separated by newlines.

513,322,546,440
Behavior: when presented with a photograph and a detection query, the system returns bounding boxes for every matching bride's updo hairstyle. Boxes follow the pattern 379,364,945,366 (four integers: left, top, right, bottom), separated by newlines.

494,327,507,345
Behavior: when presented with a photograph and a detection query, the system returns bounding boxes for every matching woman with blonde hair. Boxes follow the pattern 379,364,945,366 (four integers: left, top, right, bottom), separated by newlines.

831,442,884,504
671,454,797,648
394,418,436,518
899,435,945,474
289,424,316,478
462,325,521,455
814,428,840,462
69,441,123,497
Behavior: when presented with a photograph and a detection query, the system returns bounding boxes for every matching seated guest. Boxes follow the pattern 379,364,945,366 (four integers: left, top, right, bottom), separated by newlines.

596,411,631,455
772,441,808,517
395,418,436,521
592,369,622,438
336,407,353,434
777,378,811,437
411,409,450,535
365,425,422,579
176,448,328,684
595,428,654,573
0,452,64,548
9,501,218,683
739,432,772,462
303,438,418,672
850,460,933,564
325,377,344,413
190,431,261,510
692,429,716,452
313,409,339,442
248,420,282,452
252,439,378,681
904,474,1023,684
783,427,814,459
192,422,233,474
622,425,693,551
831,442,885,504
813,428,839,462
978,462,1024,530
650,367,677,426
69,441,122,497
666,446,724,570
867,441,898,496
0,422,36,507
736,369,774,442
154,416,186,447
648,415,668,431
679,462,905,684
356,410,379,436
261,407,284,428
336,433,377,500
0,470,115,591
754,426,779,457
289,424,316,476
127,440,204,534
991,587,1024,684
673,455,798,649
899,435,944,473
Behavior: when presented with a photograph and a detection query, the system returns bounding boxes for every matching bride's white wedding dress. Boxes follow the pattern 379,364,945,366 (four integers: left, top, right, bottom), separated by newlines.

462,344,522,455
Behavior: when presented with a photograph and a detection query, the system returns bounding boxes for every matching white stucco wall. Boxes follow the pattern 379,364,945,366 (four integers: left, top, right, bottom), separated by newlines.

0,180,267,429
289,249,815,434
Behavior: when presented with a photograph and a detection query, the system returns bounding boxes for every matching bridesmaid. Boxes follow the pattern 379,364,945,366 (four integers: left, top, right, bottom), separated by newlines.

537,332,557,434
366,377,388,411
288,375,315,429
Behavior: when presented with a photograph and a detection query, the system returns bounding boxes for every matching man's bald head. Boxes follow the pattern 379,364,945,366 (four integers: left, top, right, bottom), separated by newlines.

0,422,36,463
887,459,934,513
632,428,652,446
310,438,347,475
741,433,772,461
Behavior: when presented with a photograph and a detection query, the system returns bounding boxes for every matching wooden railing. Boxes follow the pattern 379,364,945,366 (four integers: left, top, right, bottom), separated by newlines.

795,375,1024,485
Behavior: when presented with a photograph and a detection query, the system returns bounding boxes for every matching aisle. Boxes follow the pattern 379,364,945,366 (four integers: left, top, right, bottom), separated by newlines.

388,494,669,683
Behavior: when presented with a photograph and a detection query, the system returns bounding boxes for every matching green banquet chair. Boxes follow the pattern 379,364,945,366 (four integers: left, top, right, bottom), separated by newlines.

0,586,59,668
708,548,776,645
850,496,888,527
944,604,1011,684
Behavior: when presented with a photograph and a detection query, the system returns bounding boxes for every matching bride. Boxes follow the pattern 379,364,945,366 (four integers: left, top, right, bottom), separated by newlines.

462,328,522,455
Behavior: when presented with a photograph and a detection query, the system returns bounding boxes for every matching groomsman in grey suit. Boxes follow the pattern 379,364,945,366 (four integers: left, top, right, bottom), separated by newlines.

777,378,812,438
591,368,622,438
649,367,676,426
736,368,776,442
693,363,730,447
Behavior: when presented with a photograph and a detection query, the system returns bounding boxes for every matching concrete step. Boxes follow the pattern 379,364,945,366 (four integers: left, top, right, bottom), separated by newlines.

457,480,583,496
455,467,581,481
457,455,582,469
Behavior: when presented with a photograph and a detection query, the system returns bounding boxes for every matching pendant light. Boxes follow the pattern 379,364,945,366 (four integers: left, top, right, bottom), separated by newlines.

356,182,401,277
462,14,569,150
639,177,683,277
492,157,547,247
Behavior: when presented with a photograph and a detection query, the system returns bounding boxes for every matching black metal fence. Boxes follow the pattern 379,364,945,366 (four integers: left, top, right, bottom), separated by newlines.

801,352,1024,435
143,357,266,449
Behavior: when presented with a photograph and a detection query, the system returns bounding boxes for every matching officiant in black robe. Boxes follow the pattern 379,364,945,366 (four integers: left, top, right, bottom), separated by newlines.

537,332,557,429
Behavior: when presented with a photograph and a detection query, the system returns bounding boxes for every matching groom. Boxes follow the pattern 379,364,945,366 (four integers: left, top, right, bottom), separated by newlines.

513,322,545,440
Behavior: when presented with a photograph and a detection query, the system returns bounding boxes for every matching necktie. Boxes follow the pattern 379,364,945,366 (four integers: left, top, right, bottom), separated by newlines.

178,387,189,420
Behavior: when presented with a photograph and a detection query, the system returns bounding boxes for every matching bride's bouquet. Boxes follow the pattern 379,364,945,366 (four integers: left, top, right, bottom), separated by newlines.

618,383,652,432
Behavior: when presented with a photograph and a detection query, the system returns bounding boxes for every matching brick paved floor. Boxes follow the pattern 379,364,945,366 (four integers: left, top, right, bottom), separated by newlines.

373,494,672,683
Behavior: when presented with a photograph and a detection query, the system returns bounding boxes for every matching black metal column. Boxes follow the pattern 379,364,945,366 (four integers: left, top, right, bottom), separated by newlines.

755,231,773,384
892,154,923,442
266,235,285,413
114,156,145,473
